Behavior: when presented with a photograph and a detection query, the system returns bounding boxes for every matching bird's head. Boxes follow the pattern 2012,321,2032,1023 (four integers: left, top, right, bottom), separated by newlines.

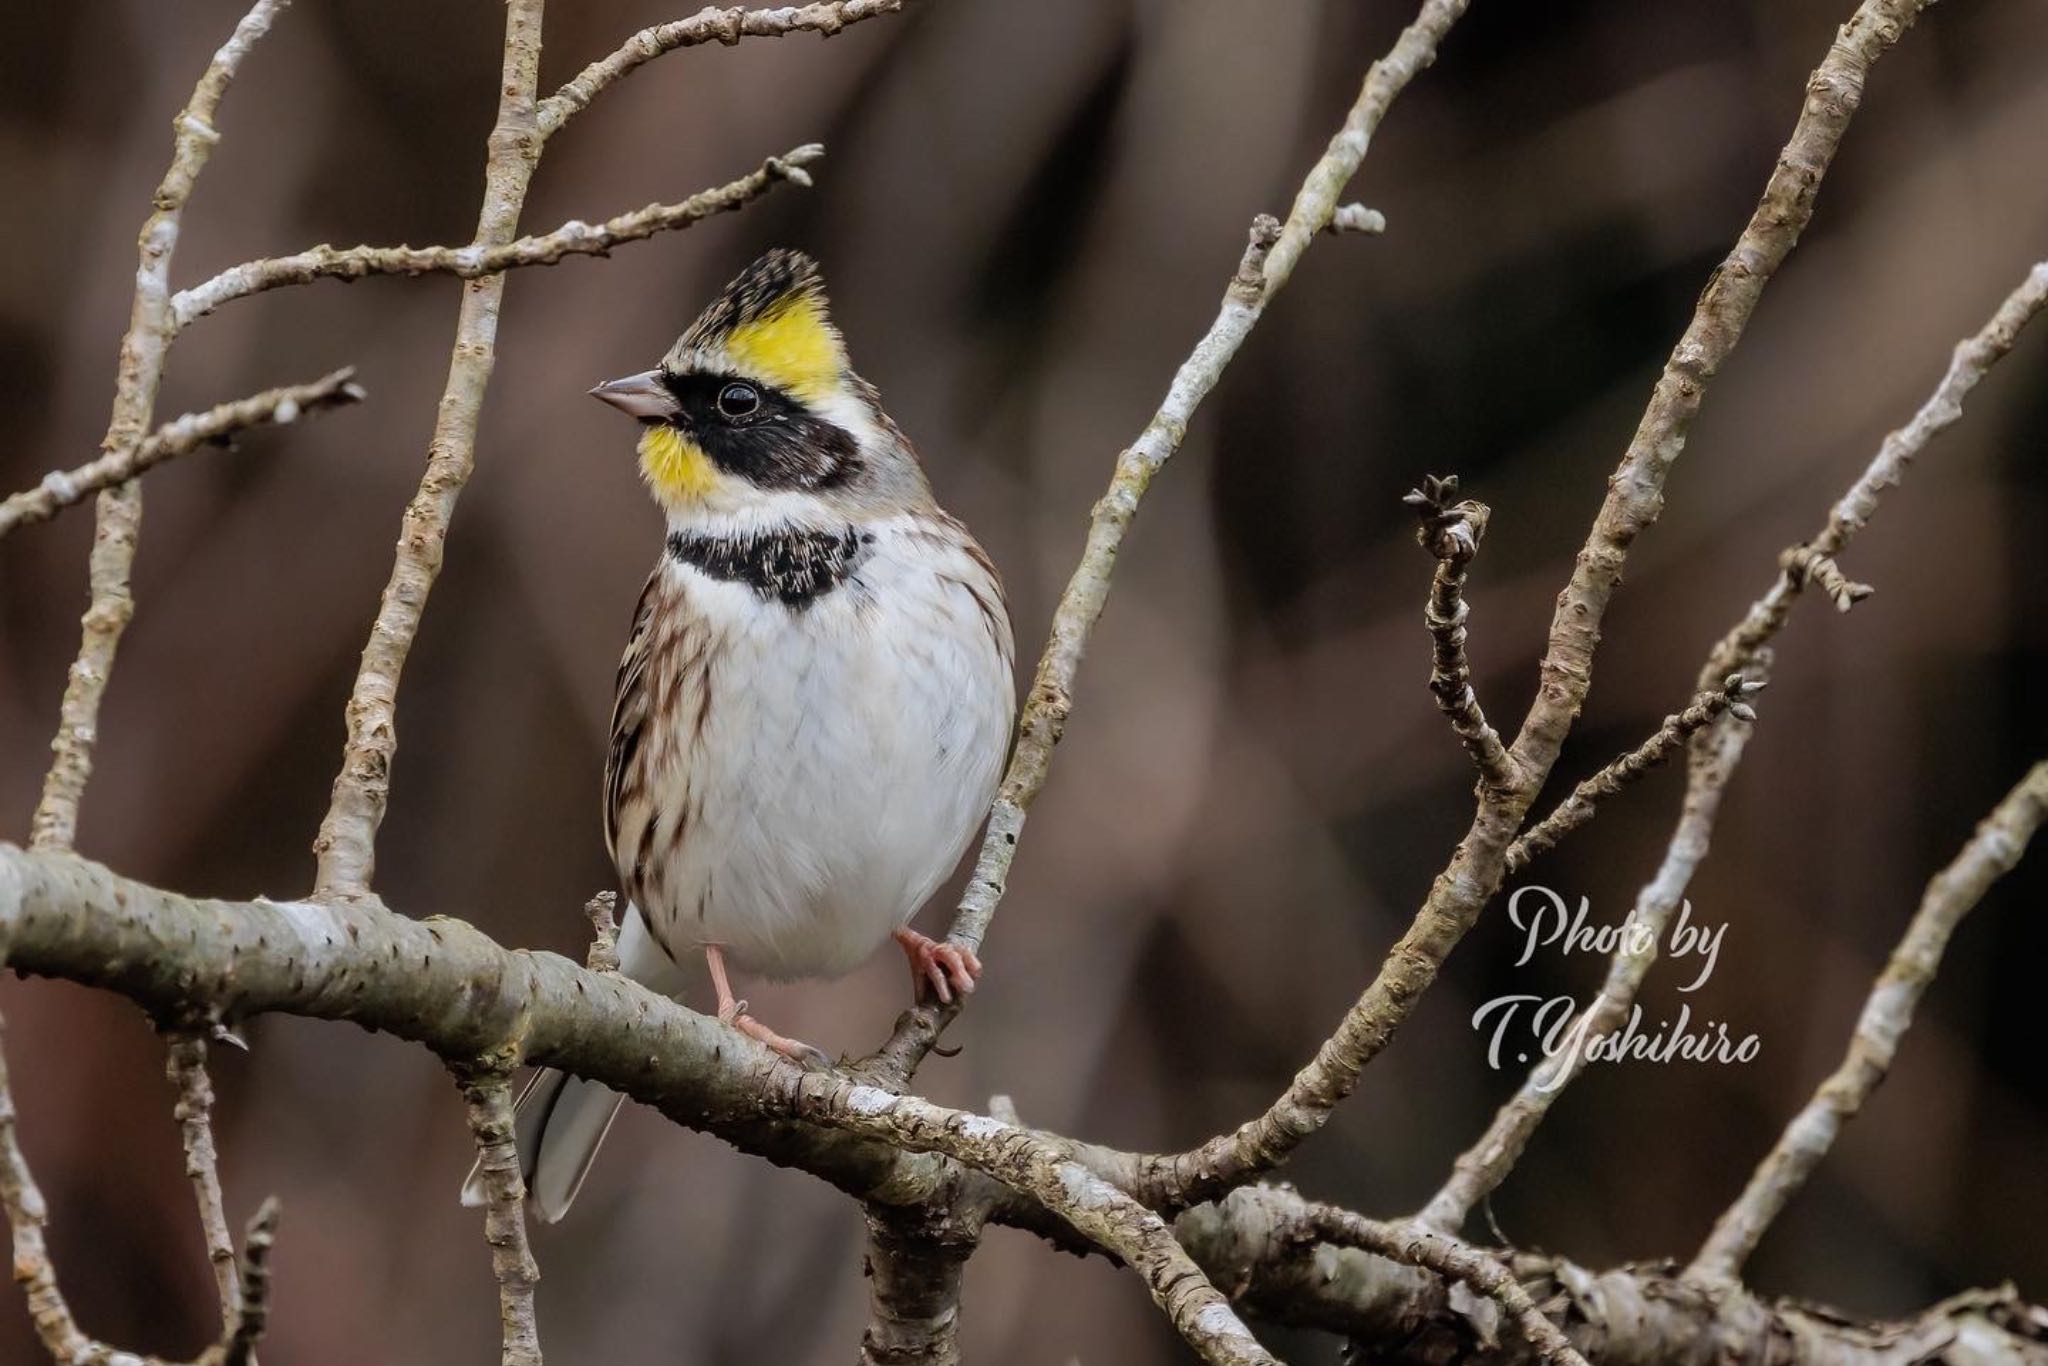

590,249,928,527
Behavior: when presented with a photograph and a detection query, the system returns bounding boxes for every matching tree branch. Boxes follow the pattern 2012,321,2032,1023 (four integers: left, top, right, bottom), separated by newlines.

1119,0,1930,1216
169,150,823,328
210,1199,278,1366
1504,674,1762,876
459,1072,543,1366
309,0,546,898
537,1,911,138
1705,258,2048,682
29,0,289,856
1177,1184,2048,1364
863,0,1476,1091
1405,474,1516,791
0,371,364,539
0,1010,93,1364
1419,710,1759,1231
1424,248,2048,1234
1277,1203,1585,1366
164,1034,242,1333
1688,758,2048,1282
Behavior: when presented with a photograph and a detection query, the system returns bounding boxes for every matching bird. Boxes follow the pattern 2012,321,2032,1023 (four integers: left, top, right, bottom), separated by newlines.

464,249,1016,1223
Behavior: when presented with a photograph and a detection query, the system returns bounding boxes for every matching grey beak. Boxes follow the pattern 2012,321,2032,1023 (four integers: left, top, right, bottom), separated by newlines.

589,370,678,421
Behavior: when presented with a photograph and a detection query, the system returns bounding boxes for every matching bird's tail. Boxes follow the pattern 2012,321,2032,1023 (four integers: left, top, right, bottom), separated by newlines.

457,902,687,1222
460,1066,626,1223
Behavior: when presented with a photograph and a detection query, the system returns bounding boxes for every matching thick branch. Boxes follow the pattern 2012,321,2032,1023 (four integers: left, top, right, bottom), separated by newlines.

30,0,289,855
309,0,546,898
0,371,363,539
1688,759,2048,1281
1120,0,1927,1215
0,848,1266,1364
1279,1204,1584,1366
459,1073,543,1366
537,1,910,138
1178,1185,2048,1365
1505,674,1761,876
863,0,1474,1091
170,151,822,328
860,1201,978,1366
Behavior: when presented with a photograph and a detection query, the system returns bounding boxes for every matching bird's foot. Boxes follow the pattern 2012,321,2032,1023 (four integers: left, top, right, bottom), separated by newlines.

718,997,832,1070
894,928,981,1005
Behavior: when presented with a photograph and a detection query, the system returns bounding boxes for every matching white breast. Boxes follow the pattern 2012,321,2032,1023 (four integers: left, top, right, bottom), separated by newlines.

629,514,1014,981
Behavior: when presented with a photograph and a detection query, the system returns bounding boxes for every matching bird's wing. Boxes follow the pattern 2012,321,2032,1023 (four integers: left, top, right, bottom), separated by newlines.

603,565,664,864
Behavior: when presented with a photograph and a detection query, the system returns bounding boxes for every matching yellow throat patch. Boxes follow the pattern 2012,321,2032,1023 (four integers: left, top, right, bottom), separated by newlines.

721,295,844,403
638,424,719,503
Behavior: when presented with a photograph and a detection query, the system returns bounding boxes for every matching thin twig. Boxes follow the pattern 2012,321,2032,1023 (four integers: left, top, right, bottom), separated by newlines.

310,0,547,898
1504,674,1763,875
1688,759,2048,1282
859,0,1475,1092
0,1010,92,1363
29,0,290,855
165,1034,242,1330
537,1,910,138
1405,474,1516,791
211,1199,279,1366
1120,0,1930,1216
0,371,363,539
460,1073,543,1366
171,150,823,328
1705,259,2048,681
1283,1205,1585,1366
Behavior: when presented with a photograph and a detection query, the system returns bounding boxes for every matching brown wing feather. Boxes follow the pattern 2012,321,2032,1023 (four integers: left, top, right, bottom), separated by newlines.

603,568,663,863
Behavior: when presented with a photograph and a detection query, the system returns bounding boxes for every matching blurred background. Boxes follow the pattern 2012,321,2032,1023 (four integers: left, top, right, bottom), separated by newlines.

4,1,2047,1361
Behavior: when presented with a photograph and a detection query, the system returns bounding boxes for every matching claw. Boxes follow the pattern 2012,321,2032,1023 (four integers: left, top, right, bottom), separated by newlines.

895,928,983,1006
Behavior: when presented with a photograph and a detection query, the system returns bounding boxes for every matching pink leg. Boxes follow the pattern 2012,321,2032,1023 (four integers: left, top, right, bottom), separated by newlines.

894,928,982,1005
704,945,830,1069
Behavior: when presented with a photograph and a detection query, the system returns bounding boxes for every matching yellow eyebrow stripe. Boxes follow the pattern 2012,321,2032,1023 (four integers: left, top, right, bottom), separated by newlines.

721,296,843,402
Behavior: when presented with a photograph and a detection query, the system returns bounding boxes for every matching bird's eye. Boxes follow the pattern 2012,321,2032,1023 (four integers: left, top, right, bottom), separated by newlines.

716,381,760,419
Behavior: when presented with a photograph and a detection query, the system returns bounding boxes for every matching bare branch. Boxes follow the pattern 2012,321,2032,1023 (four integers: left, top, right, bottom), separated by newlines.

1178,1184,2048,1364
1688,759,2048,1282
29,0,290,855
459,1073,543,1366
1424,249,2048,1233
1279,1204,1585,1366
860,1201,977,1366
1122,0,1929,1215
864,0,1475,1090
1420,711,1759,1231
210,1199,279,1366
165,1034,242,1331
1707,259,2048,680
538,1,910,138
1504,673,1762,876
310,0,547,898
0,1010,92,1363
170,150,823,328
583,890,622,975
1406,474,1516,791
0,371,363,539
